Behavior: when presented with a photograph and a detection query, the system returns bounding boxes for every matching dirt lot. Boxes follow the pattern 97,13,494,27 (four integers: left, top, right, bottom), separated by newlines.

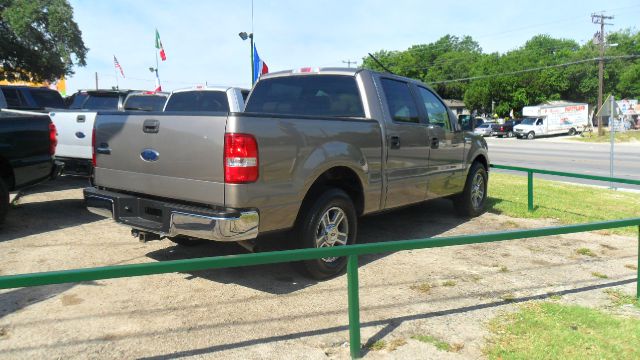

0,177,638,359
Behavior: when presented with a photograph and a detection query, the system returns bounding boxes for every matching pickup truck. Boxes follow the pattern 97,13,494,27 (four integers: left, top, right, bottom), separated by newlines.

49,90,134,175
0,111,62,223
84,68,489,279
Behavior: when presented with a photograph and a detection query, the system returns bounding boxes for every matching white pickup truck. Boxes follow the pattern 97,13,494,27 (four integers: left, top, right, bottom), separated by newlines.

50,90,133,175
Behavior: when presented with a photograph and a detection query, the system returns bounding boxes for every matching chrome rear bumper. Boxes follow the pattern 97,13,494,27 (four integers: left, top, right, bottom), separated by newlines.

84,187,259,242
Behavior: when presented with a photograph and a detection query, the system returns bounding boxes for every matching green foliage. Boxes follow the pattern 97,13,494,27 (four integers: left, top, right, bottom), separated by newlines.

362,30,640,116
0,0,87,82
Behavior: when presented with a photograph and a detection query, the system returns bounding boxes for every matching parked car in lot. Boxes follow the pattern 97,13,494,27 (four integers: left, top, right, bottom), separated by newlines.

85,68,490,279
49,89,134,175
163,86,249,112
123,91,169,111
0,85,65,110
0,111,62,223
473,123,495,137
492,120,521,138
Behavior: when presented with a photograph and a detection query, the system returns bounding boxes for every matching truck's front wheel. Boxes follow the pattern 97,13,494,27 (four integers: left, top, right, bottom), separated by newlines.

453,162,488,217
297,188,357,279
527,131,535,140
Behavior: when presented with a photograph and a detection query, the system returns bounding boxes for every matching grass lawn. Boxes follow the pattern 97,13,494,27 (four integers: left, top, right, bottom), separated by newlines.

571,130,640,143
485,302,640,360
487,172,640,235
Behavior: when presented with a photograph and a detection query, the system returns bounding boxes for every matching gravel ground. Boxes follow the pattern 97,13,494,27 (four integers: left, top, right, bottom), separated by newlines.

0,177,638,359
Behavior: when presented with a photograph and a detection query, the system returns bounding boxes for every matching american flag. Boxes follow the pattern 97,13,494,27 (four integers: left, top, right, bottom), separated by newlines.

113,55,125,78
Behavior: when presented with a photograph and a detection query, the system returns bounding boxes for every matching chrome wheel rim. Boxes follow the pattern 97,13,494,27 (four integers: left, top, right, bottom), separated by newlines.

315,206,349,263
471,172,485,209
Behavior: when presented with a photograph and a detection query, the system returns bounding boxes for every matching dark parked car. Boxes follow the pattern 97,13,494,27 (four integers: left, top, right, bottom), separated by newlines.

0,111,62,223
492,120,522,138
0,85,65,110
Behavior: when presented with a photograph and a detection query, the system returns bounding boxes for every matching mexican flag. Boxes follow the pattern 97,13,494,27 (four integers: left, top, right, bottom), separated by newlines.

155,29,166,61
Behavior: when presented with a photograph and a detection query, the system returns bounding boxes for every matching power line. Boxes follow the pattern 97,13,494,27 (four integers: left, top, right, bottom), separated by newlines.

426,54,639,84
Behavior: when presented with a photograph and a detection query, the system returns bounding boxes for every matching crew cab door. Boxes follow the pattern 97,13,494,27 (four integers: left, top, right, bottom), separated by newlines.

414,86,466,198
380,78,430,208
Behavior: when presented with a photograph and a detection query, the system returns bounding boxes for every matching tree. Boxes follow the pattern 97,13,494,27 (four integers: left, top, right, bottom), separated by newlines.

0,0,87,82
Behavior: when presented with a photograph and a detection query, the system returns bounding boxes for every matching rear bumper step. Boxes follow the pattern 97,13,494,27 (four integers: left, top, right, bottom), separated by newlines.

83,187,259,242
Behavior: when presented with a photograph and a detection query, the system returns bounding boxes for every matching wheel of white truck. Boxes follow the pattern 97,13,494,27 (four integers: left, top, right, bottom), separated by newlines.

568,128,576,136
453,162,488,217
297,188,357,279
527,131,535,140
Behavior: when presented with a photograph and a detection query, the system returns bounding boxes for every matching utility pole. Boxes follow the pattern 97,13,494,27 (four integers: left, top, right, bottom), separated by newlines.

342,59,357,68
95,72,98,90
592,12,614,136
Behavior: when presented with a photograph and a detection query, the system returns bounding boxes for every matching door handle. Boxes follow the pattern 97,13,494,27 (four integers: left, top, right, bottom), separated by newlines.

431,137,439,149
389,136,400,149
143,119,160,134
76,114,85,123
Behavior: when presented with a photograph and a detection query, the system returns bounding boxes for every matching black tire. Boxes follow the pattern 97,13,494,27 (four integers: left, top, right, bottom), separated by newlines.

568,128,576,136
296,188,357,279
527,131,535,140
0,180,8,224
453,162,488,217
168,236,205,247
497,135,504,138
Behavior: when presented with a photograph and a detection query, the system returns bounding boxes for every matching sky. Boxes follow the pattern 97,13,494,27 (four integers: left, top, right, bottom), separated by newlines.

66,0,640,94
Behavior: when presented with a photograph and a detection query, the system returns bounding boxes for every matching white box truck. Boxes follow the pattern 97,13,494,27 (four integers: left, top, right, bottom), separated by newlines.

514,103,589,139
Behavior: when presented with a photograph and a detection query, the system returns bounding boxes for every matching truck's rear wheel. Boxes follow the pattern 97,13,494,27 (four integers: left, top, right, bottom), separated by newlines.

0,180,8,224
527,131,535,140
453,162,488,217
568,128,576,136
297,188,357,279
507,131,514,138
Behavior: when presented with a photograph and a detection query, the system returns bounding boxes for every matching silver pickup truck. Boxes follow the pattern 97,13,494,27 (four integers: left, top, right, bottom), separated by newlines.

84,68,489,279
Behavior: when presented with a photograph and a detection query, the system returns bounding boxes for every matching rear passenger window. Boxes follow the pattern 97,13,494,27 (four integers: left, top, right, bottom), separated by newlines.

417,87,451,130
245,75,365,117
2,88,24,107
380,79,419,123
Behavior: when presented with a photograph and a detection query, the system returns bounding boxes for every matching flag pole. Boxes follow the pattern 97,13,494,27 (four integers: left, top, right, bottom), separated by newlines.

113,56,119,90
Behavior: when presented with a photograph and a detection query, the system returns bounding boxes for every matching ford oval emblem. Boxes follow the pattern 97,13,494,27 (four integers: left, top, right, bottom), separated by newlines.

140,148,160,162
75,131,85,139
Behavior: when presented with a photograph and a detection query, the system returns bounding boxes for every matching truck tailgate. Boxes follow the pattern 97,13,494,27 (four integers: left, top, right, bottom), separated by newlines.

49,111,97,159
94,113,227,205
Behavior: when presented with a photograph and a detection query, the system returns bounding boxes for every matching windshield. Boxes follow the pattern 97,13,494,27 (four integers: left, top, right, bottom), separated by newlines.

520,118,537,125
29,89,65,108
164,91,229,112
68,92,89,109
81,94,120,110
245,75,365,117
124,94,168,111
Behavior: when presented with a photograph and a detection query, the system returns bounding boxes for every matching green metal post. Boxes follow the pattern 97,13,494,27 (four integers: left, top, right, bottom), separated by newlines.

637,225,639,300
347,255,361,359
527,170,534,212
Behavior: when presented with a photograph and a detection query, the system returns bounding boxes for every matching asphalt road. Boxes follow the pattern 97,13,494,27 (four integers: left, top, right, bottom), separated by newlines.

485,135,640,190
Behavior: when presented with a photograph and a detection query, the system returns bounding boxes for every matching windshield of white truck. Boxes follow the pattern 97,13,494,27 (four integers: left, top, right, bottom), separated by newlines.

521,118,537,125
164,91,229,112
245,75,365,118
124,94,168,111
81,94,120,110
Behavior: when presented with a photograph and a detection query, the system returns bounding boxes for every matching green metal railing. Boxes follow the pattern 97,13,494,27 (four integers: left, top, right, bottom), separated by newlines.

490,164,640,212
0,219,638,358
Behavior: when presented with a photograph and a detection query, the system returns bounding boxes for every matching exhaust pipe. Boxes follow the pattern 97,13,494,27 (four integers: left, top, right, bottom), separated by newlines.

132,229,161,243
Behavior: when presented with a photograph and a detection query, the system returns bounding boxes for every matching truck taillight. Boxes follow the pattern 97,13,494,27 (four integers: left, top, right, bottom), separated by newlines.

224,133,258,183
91,127,96,167
49,122,57,155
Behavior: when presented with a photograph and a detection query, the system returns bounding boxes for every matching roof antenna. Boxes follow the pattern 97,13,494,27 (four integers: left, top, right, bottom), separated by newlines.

368,53,394,74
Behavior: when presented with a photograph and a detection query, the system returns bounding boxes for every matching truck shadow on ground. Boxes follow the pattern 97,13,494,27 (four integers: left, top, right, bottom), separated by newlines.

0,177,102,242
145,198,468,294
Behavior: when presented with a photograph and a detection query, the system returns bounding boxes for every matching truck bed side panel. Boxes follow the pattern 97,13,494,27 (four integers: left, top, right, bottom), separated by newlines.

94,113,227,205
226,114,383,232
49,111,97,159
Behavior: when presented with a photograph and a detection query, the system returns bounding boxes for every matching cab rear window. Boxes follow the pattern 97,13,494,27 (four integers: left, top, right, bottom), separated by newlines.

245,75,365,118
164,91,229,112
